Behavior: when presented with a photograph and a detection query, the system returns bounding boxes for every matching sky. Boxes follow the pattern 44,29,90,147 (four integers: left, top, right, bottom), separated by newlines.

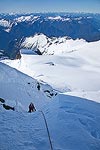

0,0,100,14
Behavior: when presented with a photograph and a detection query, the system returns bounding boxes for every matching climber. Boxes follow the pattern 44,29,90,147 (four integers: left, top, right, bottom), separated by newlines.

37,82,40,91
28,102,36,113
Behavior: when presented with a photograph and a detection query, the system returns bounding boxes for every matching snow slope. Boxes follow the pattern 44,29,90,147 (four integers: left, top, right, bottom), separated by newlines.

0,111,50,150
0,62,56,111
2,39,100,101
43,94,100,150
0,92,100,150
0,38,100,150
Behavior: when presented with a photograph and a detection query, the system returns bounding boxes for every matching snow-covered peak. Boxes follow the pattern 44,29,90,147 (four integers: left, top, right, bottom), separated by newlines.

21,34,86,55
14,15,39,22
74,17,83,20
48,16,62,20
0,19,11,28
21,34,50,53
47,16,72,22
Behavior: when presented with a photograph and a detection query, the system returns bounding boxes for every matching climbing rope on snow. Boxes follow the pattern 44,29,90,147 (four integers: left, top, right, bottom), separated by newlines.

19,73,53,149
39,110,53,150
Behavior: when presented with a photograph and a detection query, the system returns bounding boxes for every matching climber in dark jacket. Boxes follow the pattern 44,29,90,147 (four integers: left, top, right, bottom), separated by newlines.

37,82,40,91
28,102,36,113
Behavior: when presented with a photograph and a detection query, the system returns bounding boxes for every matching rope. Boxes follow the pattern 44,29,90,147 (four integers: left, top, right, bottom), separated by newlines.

39,110,53,150
17,71,53,149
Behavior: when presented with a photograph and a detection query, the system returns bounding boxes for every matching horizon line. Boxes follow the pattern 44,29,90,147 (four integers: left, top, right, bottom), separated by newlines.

0,11,100,15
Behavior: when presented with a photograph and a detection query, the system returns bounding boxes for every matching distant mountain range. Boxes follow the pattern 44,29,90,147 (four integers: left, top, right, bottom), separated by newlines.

0,12,100,58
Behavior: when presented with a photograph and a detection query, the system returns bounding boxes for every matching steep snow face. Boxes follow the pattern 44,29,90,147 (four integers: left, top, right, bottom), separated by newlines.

0,94,100,150
0,62,56,111
21,34,86,55
22,34,49,54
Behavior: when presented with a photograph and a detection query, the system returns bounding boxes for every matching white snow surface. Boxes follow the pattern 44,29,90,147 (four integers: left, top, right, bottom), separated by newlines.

21,34,86,55
48,16,62,20
0,19,11,28
0,36,100,150
47,16,72,22
1,93,100,150
3,38,100,97
0,62,51,111
22,34,49,54
14,15,39,23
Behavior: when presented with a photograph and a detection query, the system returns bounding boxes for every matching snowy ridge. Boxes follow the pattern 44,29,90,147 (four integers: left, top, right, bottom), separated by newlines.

47,16,72,22
0,62,57,110
48,16,63,20
0,19,11,28
14,15,39,23
21,34,49,54
0,19,13,32
21,34,86,55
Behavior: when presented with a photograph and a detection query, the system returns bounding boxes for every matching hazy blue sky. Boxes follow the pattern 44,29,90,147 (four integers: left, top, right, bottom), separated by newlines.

0,0,100,13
